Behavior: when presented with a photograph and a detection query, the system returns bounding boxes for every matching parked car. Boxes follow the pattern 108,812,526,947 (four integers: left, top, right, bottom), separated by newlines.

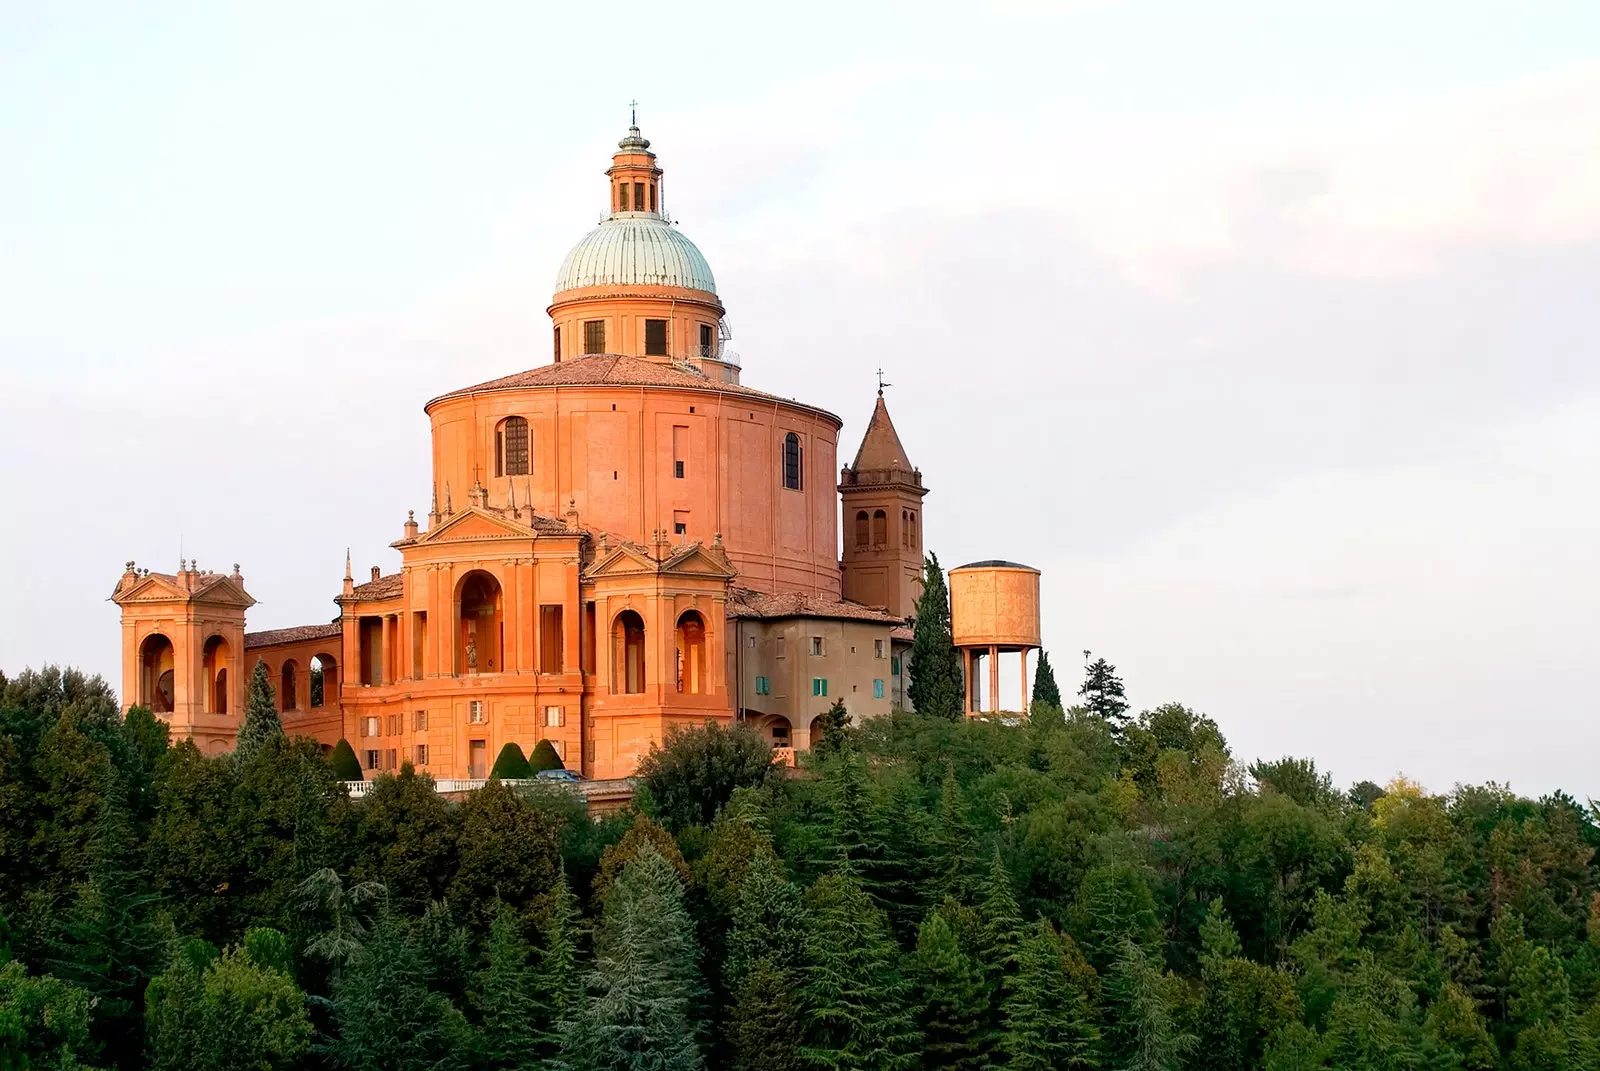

536,768,582,782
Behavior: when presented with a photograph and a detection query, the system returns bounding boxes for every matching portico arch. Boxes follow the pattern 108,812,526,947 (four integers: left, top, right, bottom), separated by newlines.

456,570,504,675
675,610,706,694
612,610,646,694
280,659,299,712
139,633,175,713
202,635,232,715
309,654,337,707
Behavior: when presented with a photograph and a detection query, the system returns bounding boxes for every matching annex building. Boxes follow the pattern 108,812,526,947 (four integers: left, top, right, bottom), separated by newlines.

110,121,1041,781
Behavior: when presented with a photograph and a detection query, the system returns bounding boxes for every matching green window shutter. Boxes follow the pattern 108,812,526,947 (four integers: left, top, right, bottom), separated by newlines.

891,656,901,675
822,679,828,697
873,679,884,699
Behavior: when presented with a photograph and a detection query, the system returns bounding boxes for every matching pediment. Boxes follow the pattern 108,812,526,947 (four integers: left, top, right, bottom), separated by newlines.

584,541,736,581
420,507,536,543
112,573,255,609
660,544,737,579
585,543,659,578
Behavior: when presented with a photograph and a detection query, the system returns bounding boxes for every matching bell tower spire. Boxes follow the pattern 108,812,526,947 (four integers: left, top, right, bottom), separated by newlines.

839,380,928,619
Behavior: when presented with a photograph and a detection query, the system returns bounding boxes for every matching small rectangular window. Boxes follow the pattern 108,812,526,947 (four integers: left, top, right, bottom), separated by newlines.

812,678,821,696
674,522,687,535
415,743,428,765
810,636,823,656
873,679,885,699
384,748,397,771
874,639,885,659
699,323,714,358
364,749,379,771
553,326,561,363
361,715,380,738
776,637,786,658
584,320,605,354
891,656,901,675
675,460,685,478
413,709,428,731
645,319,668,356
469,700,486,724
633,182,644,211
545,705,564,727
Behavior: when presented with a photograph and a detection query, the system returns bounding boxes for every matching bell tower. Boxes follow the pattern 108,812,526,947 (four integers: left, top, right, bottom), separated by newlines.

839,385,928,619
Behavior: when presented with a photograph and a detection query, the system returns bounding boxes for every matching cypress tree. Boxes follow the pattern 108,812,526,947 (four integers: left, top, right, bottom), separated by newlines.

489,742,533,780
329,739,362,781
929,766,976,902
908,552,965,719
562,841,704,1071
811,698,853,758
1001,918,1101,1071
979,847,1027,990
729,958,805,1071
477,906,540,1071
1078,655,1130,734
235,661,283,766
1030,651,1062,711
910,909,989,1070
800,871,918,1070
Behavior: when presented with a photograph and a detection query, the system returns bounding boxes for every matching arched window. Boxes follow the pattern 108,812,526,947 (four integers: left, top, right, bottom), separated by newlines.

676,611,706,694
310,655,336,708
901,510,909,547
280,660,298,712
140,634,175,714
855,511,870,548
497,417,529,477
782,433,803,491
907,510,917,550
613,611,646,694
872,509,887,546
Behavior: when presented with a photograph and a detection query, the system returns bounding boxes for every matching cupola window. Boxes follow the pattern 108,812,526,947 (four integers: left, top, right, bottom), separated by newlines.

633,182,645,212
584,320,606,354
782,433,803,491
645,319,668,356
497,416,529,477
553,326,561,363
649,183,657,212
699,323,714,358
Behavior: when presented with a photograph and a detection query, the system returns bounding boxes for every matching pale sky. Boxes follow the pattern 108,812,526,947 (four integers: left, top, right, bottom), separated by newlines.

2,1,1597,795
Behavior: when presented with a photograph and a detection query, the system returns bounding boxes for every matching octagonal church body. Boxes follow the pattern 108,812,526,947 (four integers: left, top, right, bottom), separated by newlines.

112,123,1033,780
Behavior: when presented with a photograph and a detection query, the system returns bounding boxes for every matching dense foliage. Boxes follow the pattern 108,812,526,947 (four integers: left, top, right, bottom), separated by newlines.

5,657,1600,1071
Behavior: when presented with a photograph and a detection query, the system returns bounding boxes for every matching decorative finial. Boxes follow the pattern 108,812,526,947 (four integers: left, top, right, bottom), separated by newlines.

345,549,353,581
407,509,415,523
630,99,638,127
232,562,241,576
445,482,453,515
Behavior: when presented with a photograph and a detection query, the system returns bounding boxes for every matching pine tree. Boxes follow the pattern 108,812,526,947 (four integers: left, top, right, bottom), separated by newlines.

1078,655,1130,733
477,906,541,1071
532,865,583,1063
1030,650,1063,711
330,914,472,1071
908,552,965,719
489,742,533,779
49,780,163,1070
979,847,1027,990
911,909,989,1070
235,661,283,766
329,739,363,781
726,851,807,990
929,766,976,902
1104,937,1194,1071
562,841,704,1071
1001,918,1101,1071
729,958,805,1071
800,871,919,1070
294,867,386,980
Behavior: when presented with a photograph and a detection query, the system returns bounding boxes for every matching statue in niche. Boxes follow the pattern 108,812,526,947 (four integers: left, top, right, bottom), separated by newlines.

466,631,478,673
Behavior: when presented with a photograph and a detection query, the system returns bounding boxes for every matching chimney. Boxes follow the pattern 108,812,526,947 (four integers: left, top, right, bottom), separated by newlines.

370,566,381,583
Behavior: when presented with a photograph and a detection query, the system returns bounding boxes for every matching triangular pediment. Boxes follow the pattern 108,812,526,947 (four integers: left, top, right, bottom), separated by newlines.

585,543,659,578
112,572,255,609
660,544,738,578
420,507,537,543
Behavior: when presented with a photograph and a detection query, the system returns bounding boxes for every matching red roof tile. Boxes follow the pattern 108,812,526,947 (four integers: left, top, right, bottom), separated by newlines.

245,622,343,650
726,587,904,624
350,573,404,600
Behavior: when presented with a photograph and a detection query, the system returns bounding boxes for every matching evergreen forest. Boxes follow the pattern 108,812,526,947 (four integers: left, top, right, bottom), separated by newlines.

5,652,1600,1071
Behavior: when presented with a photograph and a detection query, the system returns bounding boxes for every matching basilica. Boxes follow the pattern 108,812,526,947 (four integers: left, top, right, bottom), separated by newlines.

111,121,1038,781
